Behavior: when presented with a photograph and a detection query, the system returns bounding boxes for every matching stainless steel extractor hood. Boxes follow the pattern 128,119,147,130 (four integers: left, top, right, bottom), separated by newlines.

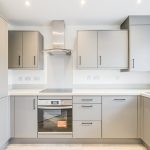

44,20,71,55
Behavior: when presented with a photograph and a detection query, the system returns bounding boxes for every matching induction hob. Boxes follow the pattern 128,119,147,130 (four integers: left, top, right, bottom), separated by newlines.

40,88,72,93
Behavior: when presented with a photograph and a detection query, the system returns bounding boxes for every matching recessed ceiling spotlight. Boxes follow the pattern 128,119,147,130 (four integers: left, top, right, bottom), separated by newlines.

25,0,31,7
81,0,86,6
137,0,142,4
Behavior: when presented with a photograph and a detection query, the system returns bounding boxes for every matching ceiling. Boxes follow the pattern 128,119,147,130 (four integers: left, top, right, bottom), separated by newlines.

0,0,150,26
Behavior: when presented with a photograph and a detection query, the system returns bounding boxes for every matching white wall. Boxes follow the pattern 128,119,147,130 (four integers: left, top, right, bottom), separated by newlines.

8,25,150,89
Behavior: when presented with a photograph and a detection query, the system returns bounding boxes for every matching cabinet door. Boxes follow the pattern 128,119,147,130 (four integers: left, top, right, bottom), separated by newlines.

98,31,128,69
0,18,8,98
8,31,23,68
77,31,98,68
130,25,150,71
143,97,150,146
73,121,101,138
0,97,10,147
23,32,38,68
73,104,101,121
15,96,37,138
102,96,138,138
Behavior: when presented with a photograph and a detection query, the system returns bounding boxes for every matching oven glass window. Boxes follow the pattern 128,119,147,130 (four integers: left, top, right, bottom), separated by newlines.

38,108,72,132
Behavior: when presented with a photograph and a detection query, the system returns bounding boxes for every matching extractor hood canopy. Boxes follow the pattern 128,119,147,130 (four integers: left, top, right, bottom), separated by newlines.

43,20,71,55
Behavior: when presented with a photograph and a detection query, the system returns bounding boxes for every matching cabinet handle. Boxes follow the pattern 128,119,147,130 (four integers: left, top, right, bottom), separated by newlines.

18,56,21,66
81,105,93,108
132,59,135,69
33,99,36,110
113,99,126,101
99,56,101,65
79,56,81,65
81,99,93,102
82,122,93,125
34,56,36,66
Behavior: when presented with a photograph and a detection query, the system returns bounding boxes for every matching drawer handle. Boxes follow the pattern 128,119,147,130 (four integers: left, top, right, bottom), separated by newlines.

81,99,93,101
113,99,126,101
82,122,93,125
81,105,93,108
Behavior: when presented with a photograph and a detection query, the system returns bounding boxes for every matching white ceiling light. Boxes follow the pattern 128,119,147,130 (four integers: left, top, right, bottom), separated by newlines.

137,0,142,4
81,0,86,6
25,0,31,7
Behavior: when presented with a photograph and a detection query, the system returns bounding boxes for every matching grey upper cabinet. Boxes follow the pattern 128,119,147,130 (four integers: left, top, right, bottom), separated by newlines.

8,31,22,68
98,31,128,69
143,97,150,146
77,30,128,69
121,16,150,71
14,96,37,138
130,25,150,71
77,31,98,68
102,96,138,138
8,31,43,69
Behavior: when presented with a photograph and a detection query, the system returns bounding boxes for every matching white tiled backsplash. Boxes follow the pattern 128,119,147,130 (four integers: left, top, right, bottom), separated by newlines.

8,25,150,89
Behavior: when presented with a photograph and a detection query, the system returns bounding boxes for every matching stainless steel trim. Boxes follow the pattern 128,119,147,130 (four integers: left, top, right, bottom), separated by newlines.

38,106,72,110
81,105,93,108
79,56,81,65
43,49,71,55
132,59,135,68
99,56,101,65
82,122,93,125
38,132,72,135
113,99,126,101
81,99,93,101
34,56,36,65
19,56,21,66
33,99,36,110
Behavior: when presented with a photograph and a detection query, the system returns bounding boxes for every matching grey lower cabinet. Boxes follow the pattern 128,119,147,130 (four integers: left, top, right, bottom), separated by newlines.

73,96,102,138
8,31,43,69
0,97,10,147
102,96,138,138
143,97,150,146
14,96,37,138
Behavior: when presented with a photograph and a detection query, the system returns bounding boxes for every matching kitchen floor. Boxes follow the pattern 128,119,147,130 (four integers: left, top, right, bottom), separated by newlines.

6,144,147,150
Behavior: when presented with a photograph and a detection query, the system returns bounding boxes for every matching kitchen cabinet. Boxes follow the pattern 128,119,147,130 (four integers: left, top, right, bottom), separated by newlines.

102,96,138,138
0,97,10,148
77,30,128,69
129,25,150,71
14,96,37,138
121,16,150,71
0,17,8,99
8,31,23,68
73,96,102,138
73,121,101,138
98,31,128,69
77,31,98,68
8,31,43,69
143,97,150,146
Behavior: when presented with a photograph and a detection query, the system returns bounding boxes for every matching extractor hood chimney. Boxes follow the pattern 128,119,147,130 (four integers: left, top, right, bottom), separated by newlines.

44,20,71,55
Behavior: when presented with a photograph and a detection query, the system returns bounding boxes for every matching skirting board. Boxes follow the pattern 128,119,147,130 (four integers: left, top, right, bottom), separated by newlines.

10,138,142,144
143,141,150,150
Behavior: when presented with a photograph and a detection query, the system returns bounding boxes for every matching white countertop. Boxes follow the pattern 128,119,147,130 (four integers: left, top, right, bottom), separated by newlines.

8,89,150,97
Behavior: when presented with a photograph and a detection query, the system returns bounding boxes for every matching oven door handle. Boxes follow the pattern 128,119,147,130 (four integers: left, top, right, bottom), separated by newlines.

38,106,72,110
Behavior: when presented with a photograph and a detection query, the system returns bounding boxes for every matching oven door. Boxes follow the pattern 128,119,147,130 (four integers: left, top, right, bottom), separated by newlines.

38,105,72,133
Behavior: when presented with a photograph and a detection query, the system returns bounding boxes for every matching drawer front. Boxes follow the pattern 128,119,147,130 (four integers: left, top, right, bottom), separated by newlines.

73,104,101,120
73,96,101,104
73,121,101,138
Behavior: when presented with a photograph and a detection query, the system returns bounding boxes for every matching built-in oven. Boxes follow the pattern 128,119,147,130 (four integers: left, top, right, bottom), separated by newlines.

38,96,72,138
